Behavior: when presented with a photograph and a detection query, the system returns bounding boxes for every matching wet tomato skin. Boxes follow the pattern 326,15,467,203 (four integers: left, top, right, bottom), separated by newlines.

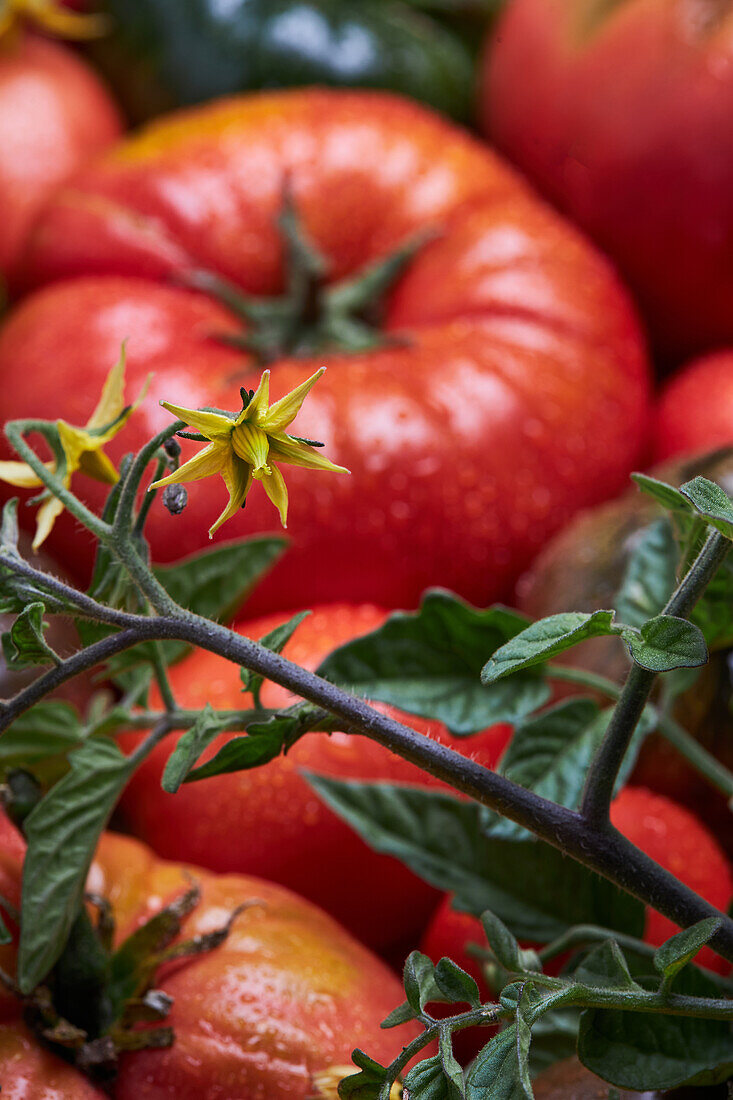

118,603,513,951
1,89,650,612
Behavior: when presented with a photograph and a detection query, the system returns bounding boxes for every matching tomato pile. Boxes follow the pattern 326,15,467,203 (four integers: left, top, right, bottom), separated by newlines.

0,1,732,1095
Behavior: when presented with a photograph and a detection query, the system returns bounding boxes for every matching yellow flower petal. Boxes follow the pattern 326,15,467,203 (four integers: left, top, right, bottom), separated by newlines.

239,369,270,424
231,422,271,475
209,456,253,538
77,448,120,486
259,462,289,528
0,460,46,490
32,494,64,551
268,434,349,474
86,343,128,431
150,442,230,490
159,401,234,442
261,368,326,433
10,0,108,39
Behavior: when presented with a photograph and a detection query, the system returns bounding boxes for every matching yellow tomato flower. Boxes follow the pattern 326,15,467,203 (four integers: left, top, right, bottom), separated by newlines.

151,368,348,536
0,347,146,550
0,0,107,41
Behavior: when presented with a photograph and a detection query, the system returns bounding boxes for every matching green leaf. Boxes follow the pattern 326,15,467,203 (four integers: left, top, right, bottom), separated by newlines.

404,950,442,1012
161,704,227,793
434,957,481,1007
439,1030,466,1099
679,476,733,538
0,702,84,771
240,610,310,702
490,701,652,839
632,473,693,514
0,498,20,557
614,519,678,629
405,1053,463,1100
526,1009,580,1077
338,1051,390,1100
183,714,302,783
466,987,534,1100
578,1006,733,1091
482,612,620,685
318,591,545,736
480,909,524,972
653,918,723,987
304,779,644,942
572,941,642,992
155,536,287,624
623,615,708,673
2,602,58,669
18,739,132,993
380,1001,416,1029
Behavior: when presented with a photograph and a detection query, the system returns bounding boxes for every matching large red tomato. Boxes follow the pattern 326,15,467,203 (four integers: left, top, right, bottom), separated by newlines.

0,32,121,284
0,90,650,612
0,815,420,1098
118,603,512,952
654,349,733,461
482,0,733,359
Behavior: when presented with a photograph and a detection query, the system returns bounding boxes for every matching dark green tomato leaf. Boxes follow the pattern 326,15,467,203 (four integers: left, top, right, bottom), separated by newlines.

161,704,227,793
18,739,132,993
0,498,20,557
465,1016,533,1100
614,519,678,629
572,941,642,992
527,1008,581,1077
184,714,302,783
405,1053,463,1100
653,918,723,986
318,590,545,736
304,778,644,942
578,1007,733,1091
481,909,523,972
439,1030,466,1099
631,473,693,514
490,701,653,840
679,476,733,538
690,556,733,649
434,957,481,1007
380,1000,416,1029
155,536,287,624
404,950,441,1012
624,615,708,673
482,612,620,685
2,602,58,669
0,702,84,771
240,609,310,700
338,1050,390,1100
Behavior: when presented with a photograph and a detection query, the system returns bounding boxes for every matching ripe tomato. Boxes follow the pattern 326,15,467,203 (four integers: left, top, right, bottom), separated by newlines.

0,90,650,612
654,349,733,461
118,603,513,952
482,0,733,359
0,1023,106,1099
0,32,121,285
0,814,420,1098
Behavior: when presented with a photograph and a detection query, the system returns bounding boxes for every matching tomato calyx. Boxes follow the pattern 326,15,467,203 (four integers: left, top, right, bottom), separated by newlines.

183,190,434,365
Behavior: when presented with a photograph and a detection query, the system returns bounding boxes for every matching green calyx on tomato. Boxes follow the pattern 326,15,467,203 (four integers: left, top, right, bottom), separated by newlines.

92,0,476,123
187,192,433,364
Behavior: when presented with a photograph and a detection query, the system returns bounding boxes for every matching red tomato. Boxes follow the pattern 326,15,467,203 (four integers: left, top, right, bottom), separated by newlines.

654,349,733,461
482,0,733,359
1,90,650,611
0,1022,106,1099
0,32,121,284
118,603,513,951
0,816,420,1098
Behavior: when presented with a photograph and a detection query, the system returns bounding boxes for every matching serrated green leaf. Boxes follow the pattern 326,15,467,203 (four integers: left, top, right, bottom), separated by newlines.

240,610,310,702
578,1007,733,1091
380,1001,416,1029
404,950,442,1012
406,1053,464,1100
481,909,523,972
482,612,620,685
465,1003,534,1100
18,739,132,993
338,1051,390,1100
680,477,733,538
304,778,644,942
624,615,708,673
439,1030,466,1099
434,957,481,1007
572,941,642,992
614,519,678,629
2,602,58,669
653,918,723,987
318,590,545,736
0,702,84,771
183,714,302,783
161,704,227,794
632,474,693,514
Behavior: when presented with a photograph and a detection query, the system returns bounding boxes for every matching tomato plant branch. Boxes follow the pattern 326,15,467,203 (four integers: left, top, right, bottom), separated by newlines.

580,529,731,826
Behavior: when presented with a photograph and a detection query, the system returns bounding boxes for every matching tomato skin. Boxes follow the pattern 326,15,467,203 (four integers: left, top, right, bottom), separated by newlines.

0,819,420,1098
482,0,733,359
0,33,121,284
118,603,513,951
0,1022,106,1099
654,349,733,462
2,90,650,611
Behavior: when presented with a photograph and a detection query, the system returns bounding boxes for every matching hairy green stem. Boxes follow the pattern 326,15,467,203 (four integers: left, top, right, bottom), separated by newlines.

580,529,731,825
